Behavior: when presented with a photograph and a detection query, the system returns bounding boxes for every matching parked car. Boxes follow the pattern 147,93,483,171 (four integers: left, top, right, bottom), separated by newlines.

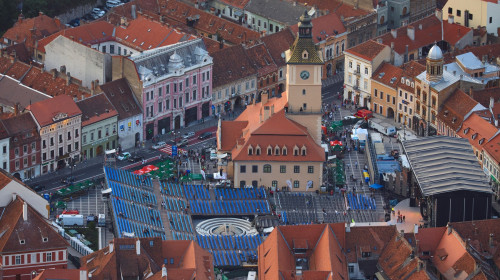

342,116,359,125
91,8,105,19
152,141,167,150
106,0,122,8
69,18,80,27
198,131,212,140
177,139,189,147
33,185,45,192
117,152,131,161
182,132,195,139
353,119,368,129
128,155,144,163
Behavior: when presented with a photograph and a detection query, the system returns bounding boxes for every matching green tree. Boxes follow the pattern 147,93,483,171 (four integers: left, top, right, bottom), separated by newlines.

22,0,48,18
0,0,19,35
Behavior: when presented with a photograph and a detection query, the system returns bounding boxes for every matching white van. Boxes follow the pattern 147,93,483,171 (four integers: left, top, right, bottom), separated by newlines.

106,0,122,8
57,214,84,227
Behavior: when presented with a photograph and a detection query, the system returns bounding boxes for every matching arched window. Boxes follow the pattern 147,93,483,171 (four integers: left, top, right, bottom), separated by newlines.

263,164,271,173
301,146,307,156
275,145,280,155
267,146,272,155
248,145,253,155
256,146,261,155
282,146,287,156
302,50,309,59
293,146,299,156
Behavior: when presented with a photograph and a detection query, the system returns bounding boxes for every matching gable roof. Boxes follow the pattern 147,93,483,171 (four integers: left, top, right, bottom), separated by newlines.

211,44,257,88
37,15,196,54
77,94,118,127
2,112,39,137
1,12,66,51
2,43,32,64
0,197,68,253
438,88,481,132
29,95,82,127
81,237,214,280
345,40,388,61
0,74,50,111
290,12,346,44
375,14,472,55
100,78,142,120
456,113,498,152
345,226,397,263
245,0,309,26
260,28,296,68
397,61,426,92
403,136,492,196
372,62,404,89
258,223,347,280
244,43,279,75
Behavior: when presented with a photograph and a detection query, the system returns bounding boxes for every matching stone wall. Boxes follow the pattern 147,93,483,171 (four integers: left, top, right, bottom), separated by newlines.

55,0,103,24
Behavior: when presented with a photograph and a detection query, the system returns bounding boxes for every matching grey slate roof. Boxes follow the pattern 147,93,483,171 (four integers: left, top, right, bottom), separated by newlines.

245,0,309,26
403,136,492,196
130,38,210,81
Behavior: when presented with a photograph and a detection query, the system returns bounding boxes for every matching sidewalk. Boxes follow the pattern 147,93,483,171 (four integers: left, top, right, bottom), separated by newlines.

27,110,244,188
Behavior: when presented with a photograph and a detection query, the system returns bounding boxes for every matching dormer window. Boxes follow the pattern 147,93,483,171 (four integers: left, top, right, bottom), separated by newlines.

282,146,287,156
411,82,414,88
302,50,309,59
267,146,272,156
248,146,253,155
452,117,457,123
301,146,307,156
401,77,404,83
275,145,280,155
42,237,48,242
479,138,485,145
20,239,25,244
293,146,299,156
256,146,261,156
472,133,478,140
464,128,470,134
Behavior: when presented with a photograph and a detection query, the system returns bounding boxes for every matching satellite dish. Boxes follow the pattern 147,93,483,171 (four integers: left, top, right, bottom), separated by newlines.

281,52,285,58
308,7,316,16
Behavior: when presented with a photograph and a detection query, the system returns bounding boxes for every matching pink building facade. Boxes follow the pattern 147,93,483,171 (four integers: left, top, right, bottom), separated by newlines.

130,39,213,140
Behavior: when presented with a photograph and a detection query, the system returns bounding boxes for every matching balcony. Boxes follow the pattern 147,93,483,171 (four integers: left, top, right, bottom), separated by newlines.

353,84,360,91
400,12,410,19
354,69,361,76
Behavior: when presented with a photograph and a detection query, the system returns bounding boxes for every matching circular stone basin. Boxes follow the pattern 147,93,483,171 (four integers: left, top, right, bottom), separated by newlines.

196,218,256,236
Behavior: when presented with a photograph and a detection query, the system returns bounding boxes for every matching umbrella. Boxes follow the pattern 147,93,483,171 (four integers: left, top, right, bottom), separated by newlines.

144,165,159,171
330,140,343,146
132,169,145,175
369,184,384,189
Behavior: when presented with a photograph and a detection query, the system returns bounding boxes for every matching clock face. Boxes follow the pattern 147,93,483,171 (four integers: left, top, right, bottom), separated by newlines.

300,70,310,80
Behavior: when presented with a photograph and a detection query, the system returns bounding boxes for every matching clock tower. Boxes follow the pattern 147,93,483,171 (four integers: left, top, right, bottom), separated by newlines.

285,10,324,144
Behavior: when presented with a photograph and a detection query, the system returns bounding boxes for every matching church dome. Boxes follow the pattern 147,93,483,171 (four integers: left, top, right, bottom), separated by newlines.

427,45,443,60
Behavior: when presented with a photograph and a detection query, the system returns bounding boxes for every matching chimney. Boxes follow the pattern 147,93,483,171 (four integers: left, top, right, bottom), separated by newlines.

261,91,269,105
39,11,44,17
51,69,57,79
195,1,199,8
10,54,16,64
23,201,28,221
79,270,87,280
60,65,66,74
447,224,452,234
489,233,495,247
0,106,3,114
66,72,71,86
120,17,128,26
12,194,16,201
448,15,454,24
109,242,114,253
219,39,224,49
136,238,141,255
415,239,419,255
490,97,494,109
390,29,397,38
14,103,19,116
54,17,61,27
131,5,137,19
407,26,415,40
162,264,168,278
414,224,419,234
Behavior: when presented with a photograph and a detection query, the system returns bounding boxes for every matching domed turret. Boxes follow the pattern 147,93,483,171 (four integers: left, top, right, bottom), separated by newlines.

168,51,184,72
427,45,443,60
426,44,444,82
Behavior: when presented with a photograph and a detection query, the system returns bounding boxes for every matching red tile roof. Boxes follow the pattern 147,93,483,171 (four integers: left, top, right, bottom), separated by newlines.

1,12,66,52
290,12,346,44
345,40,388,61
37,15,196,54
438,88,479,132
375,15,472,55
0,197,68,253
218,0,251,9
258,224,347,280
100,78,143,120
81,237,214,280
33,269,86,280
211,44,257,88
372,62,404,88
2,42,31,64
456,113,497,152
244,43,278,76
158,0,260,45
77,94,118,127
292,0,372,17
29,95,82,127
398,61,426,92
260,28,296,68
345,226,397,263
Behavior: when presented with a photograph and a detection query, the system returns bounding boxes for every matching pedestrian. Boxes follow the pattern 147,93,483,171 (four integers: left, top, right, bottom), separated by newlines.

355,161,358,168
403,215,405,222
